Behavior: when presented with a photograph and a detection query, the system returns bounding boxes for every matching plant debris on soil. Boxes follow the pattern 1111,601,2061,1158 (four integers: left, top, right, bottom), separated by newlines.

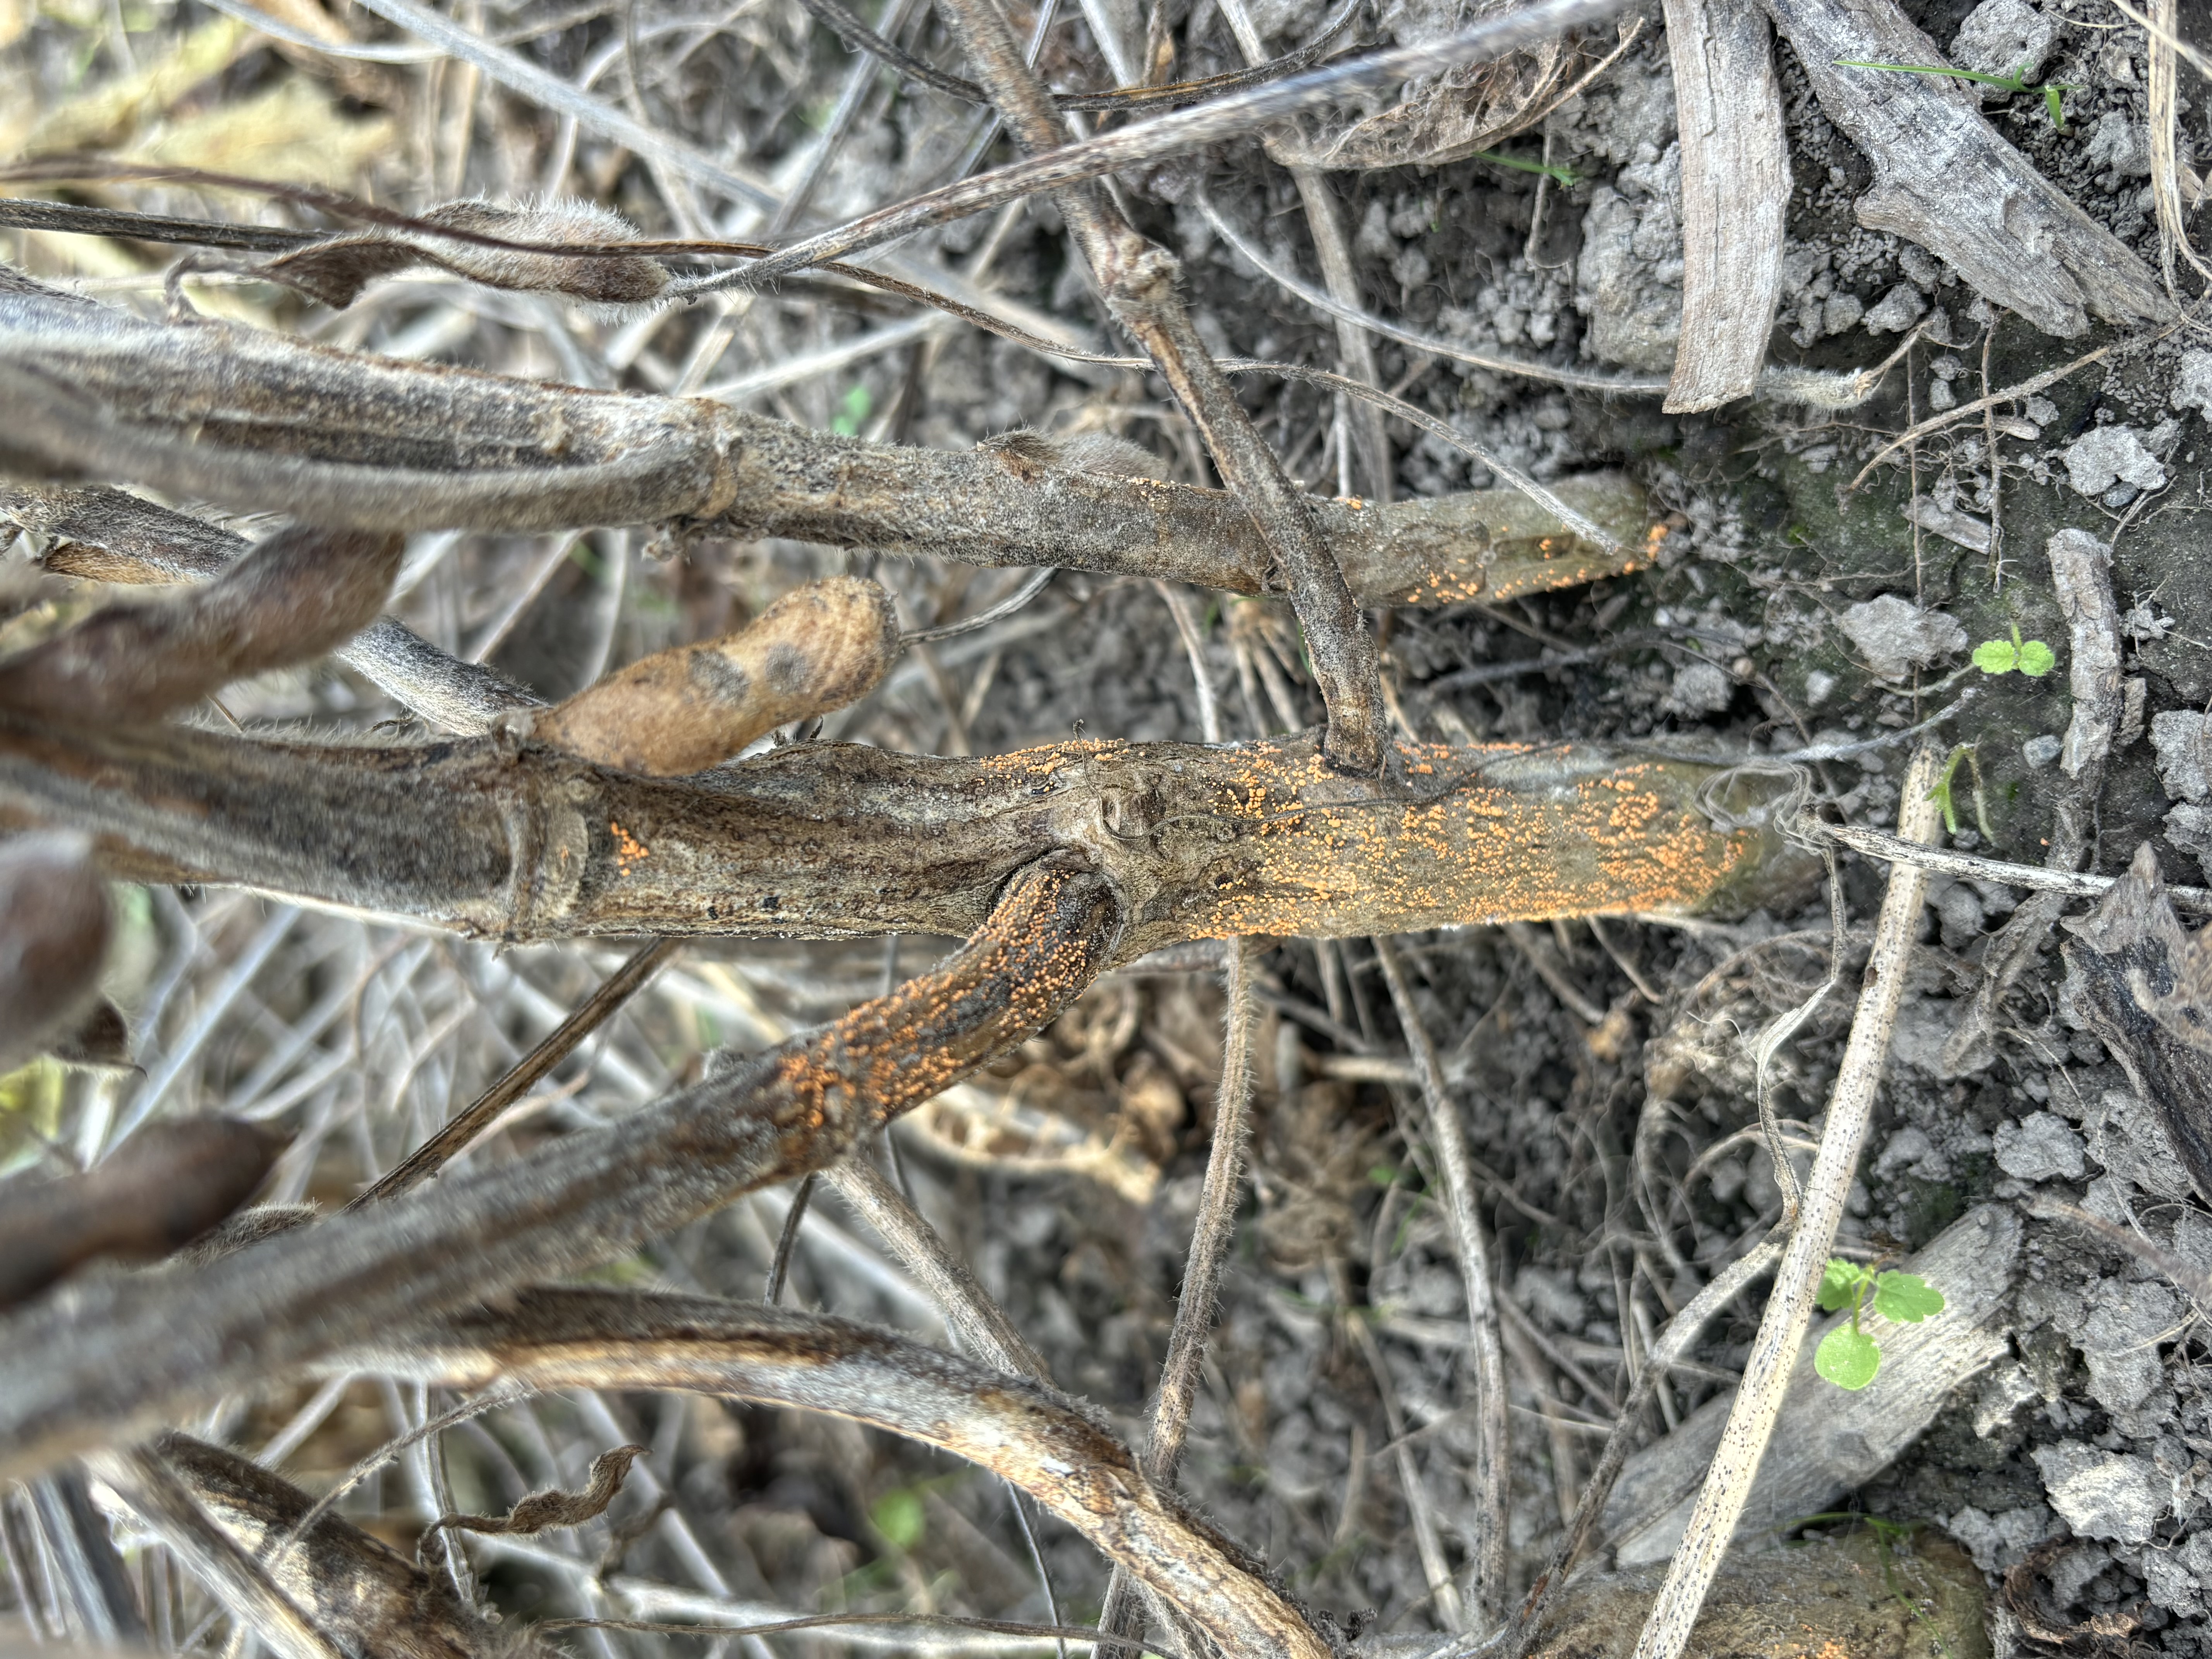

3,0,2212,1651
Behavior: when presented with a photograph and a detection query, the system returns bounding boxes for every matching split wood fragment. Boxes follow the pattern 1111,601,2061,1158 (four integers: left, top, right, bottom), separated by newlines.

1661,0,1789,410
1759,0,2169,335
1628,745,1942,1659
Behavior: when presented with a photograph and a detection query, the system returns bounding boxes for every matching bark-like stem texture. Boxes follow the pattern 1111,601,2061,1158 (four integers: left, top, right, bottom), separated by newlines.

104,1433,522,1659
0,858,1119,1482
0,291,1646,602
1760,0,2169,334
0,721,1796,956
355,1289,1332,1659
1662,0,1788,410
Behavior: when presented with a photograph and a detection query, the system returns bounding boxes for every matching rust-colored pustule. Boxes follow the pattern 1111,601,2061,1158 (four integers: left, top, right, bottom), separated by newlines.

523,576,901,776
763,854,1125,1158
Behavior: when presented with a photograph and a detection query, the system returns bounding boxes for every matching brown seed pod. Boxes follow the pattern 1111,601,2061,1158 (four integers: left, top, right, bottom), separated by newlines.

0,1118,285,1310
0,525,404,725
0,831,111,1074
249,196,672,310
525,576,902,776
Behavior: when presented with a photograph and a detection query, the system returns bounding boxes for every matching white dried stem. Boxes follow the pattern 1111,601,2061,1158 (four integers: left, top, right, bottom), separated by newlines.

1626,747,1942,1659
1661,0,1788,410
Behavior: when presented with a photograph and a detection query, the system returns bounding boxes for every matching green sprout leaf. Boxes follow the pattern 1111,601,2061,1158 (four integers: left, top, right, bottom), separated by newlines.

1872,1271,1946,1324
1816,1324,1883,1390
1817,1257,1865,1314
1832,59,2075,127
830,383,873,437
1972,625,2056,677
870,1487,926,1551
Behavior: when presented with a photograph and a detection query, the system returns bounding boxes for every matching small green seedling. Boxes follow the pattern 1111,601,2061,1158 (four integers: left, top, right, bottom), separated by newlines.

1471,148,1582,188
1833,59,2077,129
830,383,873,437
1815,1259,1946,1390
1971,624,2057,678
1924,742,1993,839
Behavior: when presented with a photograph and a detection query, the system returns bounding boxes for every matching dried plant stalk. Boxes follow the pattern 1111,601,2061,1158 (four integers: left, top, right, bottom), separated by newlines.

523,578,901,775
0,857,1120,1481
0,283,1647,603
0,830,110,1071
0,721,1798,953
0,526,402,725
357,1288,1332,1659
88,1443,350,1659
122,1431,532,1659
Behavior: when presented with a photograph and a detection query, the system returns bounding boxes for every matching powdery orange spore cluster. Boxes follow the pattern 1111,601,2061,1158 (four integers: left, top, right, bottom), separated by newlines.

1173,743,1755,940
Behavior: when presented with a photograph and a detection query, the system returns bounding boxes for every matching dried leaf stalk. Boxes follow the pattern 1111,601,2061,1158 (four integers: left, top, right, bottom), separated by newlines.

356,1288,1333,1659
0,857,1119,1481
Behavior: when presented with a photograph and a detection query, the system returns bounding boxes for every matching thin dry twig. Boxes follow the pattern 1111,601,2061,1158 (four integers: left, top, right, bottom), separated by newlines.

356,939,680,1206
1376,935,1508,1627
1095,938,1257,1650
1626,747,1943,1659
356,1288,1335,1659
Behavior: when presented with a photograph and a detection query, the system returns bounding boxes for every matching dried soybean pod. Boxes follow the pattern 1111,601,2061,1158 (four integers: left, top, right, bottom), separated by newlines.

526,575,901,776
0,526,404,725
0,1119,285,1310
0,831,110,1074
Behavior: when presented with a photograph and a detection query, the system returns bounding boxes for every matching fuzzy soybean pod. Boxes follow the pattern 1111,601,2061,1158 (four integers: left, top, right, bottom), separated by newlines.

523,575,901,776
0,831,110,1073
0,524,404,725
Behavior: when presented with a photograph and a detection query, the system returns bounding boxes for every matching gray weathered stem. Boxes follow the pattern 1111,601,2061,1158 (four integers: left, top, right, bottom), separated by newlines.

0,859,1120,1485
350,1289,1333,1659
1661,0,1788,410
0,292,1647,606
1376,935,1508,1626
1628,747,1942,1659
1758,0,2169,334
931,0,1390,773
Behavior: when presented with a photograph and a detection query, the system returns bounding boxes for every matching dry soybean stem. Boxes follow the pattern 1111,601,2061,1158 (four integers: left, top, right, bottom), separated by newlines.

1096,936,1258,1651
926,0,1389,773
823,1156,1053,1377
364,1289,1335,1659
1627,747,1943,1659
1376,934,1508,1627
